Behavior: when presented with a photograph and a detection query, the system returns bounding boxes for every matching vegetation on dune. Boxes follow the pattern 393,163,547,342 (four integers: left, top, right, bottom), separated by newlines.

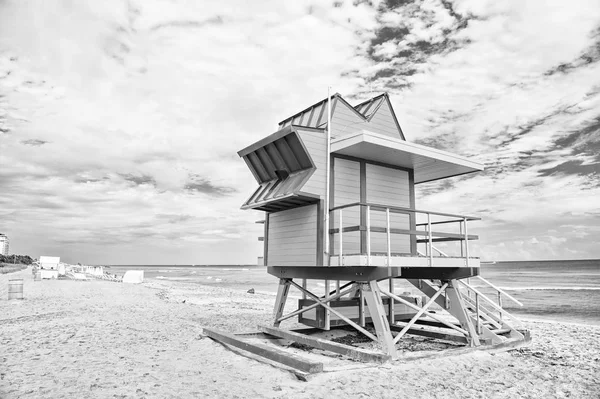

0,254,34,273
0,254,35,265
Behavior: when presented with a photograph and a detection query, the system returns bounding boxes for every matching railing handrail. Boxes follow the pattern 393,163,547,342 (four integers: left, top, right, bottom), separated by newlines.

458,280,519,320
476,275,524,307
329,201,481,221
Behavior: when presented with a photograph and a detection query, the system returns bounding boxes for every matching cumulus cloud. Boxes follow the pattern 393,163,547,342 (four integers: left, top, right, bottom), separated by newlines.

1,0,599,263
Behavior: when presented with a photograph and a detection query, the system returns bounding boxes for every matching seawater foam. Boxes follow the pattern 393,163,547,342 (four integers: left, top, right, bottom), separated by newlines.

500,286,600,291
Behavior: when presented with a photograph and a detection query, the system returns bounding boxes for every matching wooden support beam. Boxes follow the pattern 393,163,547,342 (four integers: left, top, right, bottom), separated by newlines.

380,288,467,336
204,328,324,374
393,282,449,344
443,281,481,347
259,326,391,364
277,284,355,324
273,279,291,327
390,324,468,344
289,280,378,342
362,281,398,358
267,266,478,281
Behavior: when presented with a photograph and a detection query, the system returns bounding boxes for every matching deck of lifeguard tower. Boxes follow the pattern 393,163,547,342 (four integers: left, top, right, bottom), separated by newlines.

204,92,530,376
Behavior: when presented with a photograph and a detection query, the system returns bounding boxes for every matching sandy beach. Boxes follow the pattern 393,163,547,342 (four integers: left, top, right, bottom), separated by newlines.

1,267,599,399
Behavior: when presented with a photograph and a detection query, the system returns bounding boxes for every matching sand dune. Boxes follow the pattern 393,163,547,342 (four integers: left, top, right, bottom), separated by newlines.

1,268,598,398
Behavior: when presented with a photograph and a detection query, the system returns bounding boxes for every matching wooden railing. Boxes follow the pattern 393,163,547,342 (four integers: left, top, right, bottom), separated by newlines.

329,202,480,267
459,276,524,331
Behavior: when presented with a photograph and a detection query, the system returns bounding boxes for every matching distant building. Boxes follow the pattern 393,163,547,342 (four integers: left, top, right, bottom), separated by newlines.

0,233,8,256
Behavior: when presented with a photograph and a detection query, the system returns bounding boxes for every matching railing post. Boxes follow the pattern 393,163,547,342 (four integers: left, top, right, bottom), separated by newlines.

386,208,391,267
460,221,464,257
339,209,343,266
498,291,503,320
427,213,433,267
386,207,394,324
366,205,371,266
464,217,469,267
325,279,330,330
475,292,481,335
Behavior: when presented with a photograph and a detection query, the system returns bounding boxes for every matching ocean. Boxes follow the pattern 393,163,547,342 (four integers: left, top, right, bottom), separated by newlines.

107,259,600,326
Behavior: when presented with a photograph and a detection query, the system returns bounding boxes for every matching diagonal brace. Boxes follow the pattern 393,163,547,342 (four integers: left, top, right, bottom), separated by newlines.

380,289,467,336
276,283,356,324
393,282,449,343
288,280,378,342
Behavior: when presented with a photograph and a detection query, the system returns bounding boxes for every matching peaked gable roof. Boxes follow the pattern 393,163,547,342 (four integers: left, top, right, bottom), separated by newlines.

278,92,406,140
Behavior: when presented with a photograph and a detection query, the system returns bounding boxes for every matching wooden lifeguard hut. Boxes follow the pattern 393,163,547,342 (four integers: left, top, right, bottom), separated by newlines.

233,92,527,361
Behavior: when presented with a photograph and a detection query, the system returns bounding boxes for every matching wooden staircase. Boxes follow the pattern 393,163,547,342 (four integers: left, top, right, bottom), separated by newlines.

403,277,526,346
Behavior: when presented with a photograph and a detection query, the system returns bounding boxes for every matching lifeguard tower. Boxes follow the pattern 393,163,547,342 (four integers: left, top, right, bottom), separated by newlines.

233,92,526,361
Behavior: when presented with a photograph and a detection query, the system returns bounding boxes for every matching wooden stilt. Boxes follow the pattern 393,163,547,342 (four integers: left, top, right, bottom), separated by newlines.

362,281,398,358
388,278,395,325
359,285,365,327
302,278,307,300
444,281,481,346
273,278,291,327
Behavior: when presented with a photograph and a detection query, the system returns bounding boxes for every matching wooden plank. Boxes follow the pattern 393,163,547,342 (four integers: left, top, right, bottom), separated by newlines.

260,326,391,364
203,328,323,374
267,266,479,281
390,323,468,344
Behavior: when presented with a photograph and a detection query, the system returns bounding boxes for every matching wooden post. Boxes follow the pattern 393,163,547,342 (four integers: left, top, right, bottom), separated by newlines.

386,208,394,324
366,206,371,266
444,280,480,346
427,213,433,267
302,278,307,300
475,292,481,335
273,279,291,327
359,285,365,327
324,279,330,330
339,209,343,266
460,220,464,257
363,281,398,358
498,291,503,320
464,217,469,267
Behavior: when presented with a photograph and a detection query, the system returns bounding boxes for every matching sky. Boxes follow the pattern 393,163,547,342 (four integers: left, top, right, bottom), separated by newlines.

1,0,599,264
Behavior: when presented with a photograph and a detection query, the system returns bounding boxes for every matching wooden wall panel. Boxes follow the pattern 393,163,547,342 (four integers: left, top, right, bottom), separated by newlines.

365,164,411,254
267,204,318,266
332,158,361,255
367,101,402,139
329,101,366,139
297,129,326,197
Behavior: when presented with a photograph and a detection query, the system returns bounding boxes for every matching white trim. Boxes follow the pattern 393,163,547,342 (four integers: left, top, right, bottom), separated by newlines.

331,130,484,182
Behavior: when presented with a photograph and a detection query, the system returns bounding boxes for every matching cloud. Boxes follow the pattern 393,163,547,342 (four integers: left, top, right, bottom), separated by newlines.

184,175,237,196
120,173,156,187
1,0,599,263
21,139,48,146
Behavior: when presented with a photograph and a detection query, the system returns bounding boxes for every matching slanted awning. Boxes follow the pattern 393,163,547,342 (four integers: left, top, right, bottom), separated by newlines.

331,131,484,183
238,126,320,211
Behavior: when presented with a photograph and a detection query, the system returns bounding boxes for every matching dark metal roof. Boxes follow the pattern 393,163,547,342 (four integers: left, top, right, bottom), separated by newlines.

353,94,385,118
277,92,405,141
238,126,319,211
